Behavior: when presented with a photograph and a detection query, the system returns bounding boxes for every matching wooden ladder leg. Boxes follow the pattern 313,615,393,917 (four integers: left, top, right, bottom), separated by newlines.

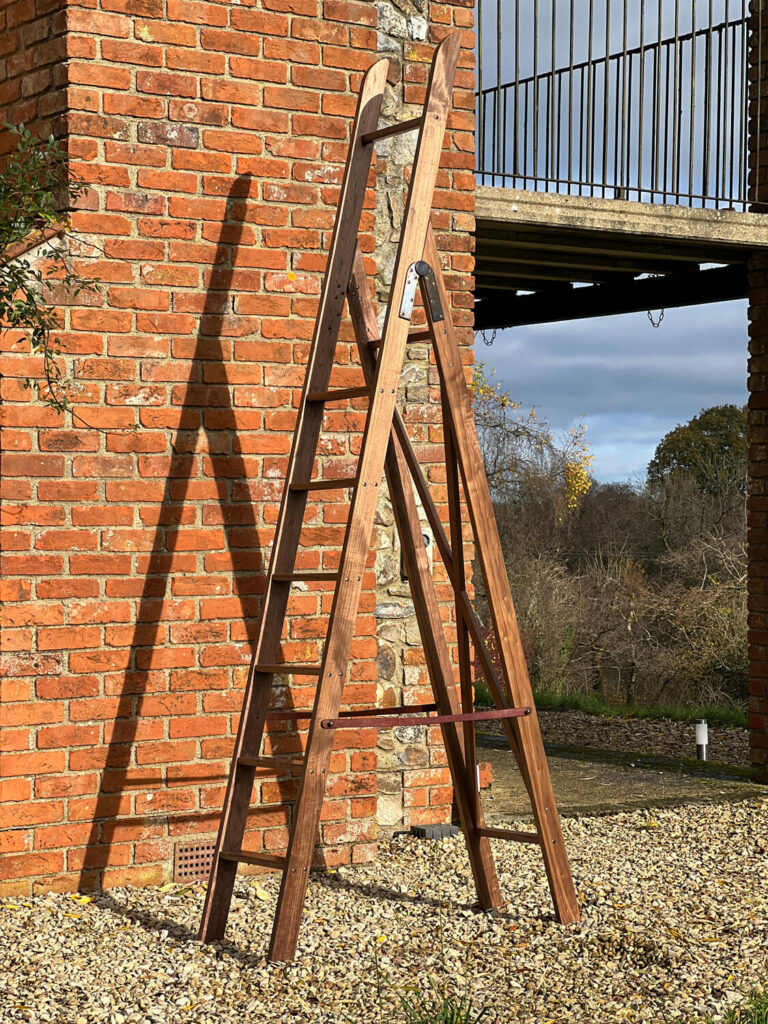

199,56,389,946
443,421,481,827
421,226,581,925
267,36,462,963
348,248,502,911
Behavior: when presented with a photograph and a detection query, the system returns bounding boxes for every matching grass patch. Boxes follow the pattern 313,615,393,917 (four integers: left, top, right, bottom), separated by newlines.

670,983,768,1023
393,986,490,1024
531,689,747,728
474,680,746,728
721,986,768,1023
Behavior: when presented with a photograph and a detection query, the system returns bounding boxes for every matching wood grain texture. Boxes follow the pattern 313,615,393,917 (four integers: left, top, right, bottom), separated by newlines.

267,33,462,963
348,245,502,909
421,225,581,926
199,55,389,947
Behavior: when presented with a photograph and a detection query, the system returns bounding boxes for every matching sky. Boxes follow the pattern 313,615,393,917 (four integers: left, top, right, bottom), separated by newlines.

477,299,749,483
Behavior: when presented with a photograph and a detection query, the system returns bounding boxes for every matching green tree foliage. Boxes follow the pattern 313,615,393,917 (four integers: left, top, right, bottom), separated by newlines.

1,124,96,411
647,404,747,495
473,380,747,711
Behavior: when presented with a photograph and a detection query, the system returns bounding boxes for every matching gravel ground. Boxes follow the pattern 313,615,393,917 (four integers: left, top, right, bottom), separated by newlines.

2,798,766,1024
483,710,751,768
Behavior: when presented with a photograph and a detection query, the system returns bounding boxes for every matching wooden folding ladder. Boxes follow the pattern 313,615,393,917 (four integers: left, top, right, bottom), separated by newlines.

199,32,581,963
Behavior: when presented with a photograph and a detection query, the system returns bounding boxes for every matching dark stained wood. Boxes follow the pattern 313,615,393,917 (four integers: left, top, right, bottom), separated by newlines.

347,244,503,912
254,665,322,676
238,755,306,771
198,55,390,948
267,32,462,964
220,851,287,869
306,386,371,403
201,31,581,966
321,708,530,729
272,572,339,582
361,115,424,145
289,478,358,491
476,827,541,844
443,423,481,827
423,225,581,926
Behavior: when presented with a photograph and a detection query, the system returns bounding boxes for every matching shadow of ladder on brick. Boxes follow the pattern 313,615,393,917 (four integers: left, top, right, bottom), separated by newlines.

199,31,581,965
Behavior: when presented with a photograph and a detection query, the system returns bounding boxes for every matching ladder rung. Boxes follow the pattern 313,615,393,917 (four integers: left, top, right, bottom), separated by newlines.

361,115,424,145
239,755,305,772
321,707,531,730
273,572,339,582
219,850,286,870
475,827,541,845
290,477,357,492
307,386,370,403
368,329,432,349
255,664,322,676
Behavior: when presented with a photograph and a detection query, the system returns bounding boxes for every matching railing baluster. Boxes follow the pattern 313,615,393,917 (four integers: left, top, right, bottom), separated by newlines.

738,0,746,208
603,0,611,198
514,0,520,179
708,0,720,205
639,0,646,201
533,0,539,186
477,0,483,184
568,0,575,193
689,1,697,206
496,0,502,183
654,0,663,197
472,0,754,209
733,14,741,207
716,20,723,207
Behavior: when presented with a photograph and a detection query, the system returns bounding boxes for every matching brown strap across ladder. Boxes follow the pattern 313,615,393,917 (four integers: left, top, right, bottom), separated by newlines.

198,31,580,965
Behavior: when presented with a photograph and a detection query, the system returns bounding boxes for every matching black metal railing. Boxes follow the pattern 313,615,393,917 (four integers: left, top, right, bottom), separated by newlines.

476,0,764,210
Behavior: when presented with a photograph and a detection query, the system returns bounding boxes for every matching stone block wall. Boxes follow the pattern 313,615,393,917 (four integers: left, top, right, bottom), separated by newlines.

0,0,479,893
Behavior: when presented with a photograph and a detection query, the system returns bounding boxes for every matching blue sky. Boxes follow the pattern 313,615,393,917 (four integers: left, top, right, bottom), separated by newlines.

477,299,749,483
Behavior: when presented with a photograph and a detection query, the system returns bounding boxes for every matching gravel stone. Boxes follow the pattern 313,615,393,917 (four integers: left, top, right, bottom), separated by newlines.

2,799,766,1023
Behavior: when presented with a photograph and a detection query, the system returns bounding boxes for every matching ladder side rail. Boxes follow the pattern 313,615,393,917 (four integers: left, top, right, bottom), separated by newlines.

199,58,389,945
348,247,502,910
443,418,481,827
267,34,462,962
421,226,581,926
388,384,527,768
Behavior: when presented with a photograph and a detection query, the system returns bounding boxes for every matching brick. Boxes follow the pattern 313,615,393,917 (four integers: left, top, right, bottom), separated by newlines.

137,70,198,98
0,0,473,892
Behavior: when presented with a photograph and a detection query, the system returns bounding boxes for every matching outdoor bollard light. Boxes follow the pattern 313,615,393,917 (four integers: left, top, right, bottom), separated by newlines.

695,719,708,761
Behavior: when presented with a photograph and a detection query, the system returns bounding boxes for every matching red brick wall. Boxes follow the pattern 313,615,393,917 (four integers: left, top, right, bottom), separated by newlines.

0,0,67,149
0,0,480,893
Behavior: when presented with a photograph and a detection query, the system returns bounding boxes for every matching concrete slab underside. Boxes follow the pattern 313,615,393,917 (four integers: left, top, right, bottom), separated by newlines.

473,187,763,330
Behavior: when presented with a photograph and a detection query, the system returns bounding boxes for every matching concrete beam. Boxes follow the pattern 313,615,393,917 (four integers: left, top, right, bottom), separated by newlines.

475,263,748,330
476,187,768,255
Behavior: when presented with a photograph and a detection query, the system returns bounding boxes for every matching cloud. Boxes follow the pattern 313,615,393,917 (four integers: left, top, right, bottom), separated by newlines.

479,299,748,481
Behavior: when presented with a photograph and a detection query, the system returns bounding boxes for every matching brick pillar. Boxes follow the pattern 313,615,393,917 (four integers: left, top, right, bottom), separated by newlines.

1,0,386,896
748,0,768,783
0,0,481,895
